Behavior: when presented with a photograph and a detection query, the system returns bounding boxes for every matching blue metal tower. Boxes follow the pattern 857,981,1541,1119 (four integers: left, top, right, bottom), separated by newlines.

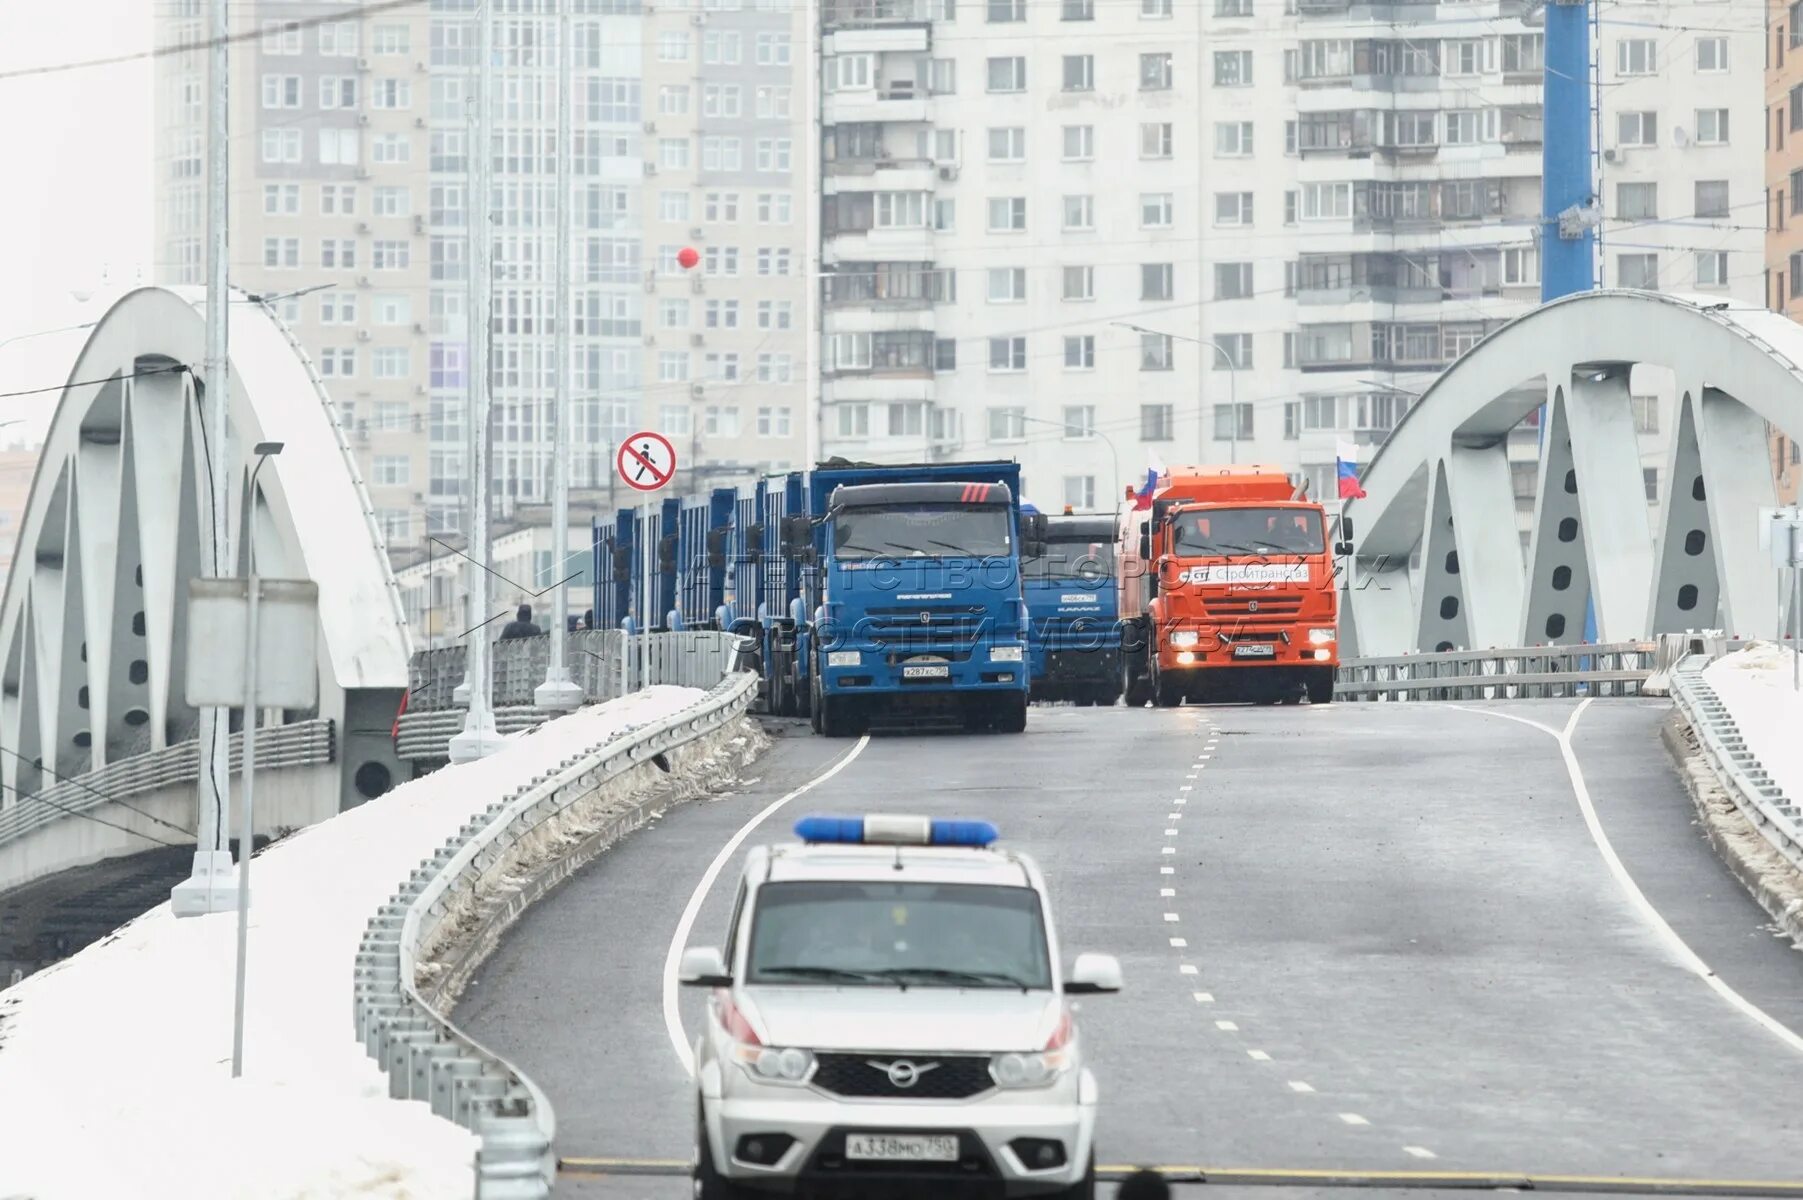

1541,0,1597,302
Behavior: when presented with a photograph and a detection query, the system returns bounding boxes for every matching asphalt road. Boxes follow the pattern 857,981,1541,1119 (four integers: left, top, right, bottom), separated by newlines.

455,699,1803,1199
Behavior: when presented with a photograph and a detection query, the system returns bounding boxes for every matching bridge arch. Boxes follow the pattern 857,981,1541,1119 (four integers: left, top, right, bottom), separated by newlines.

1344,290,1801,656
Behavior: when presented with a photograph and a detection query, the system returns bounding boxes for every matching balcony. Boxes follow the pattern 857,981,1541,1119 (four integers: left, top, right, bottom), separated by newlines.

823,263,952,311
822,226,934,264
824,86,930,126
823,0,934,30
823,157,937,194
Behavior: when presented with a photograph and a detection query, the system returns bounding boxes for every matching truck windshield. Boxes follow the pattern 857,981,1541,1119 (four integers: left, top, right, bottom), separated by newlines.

746,880,1052,990
1172,508,1325,556
832,504,1012,560
1023,539,1115,582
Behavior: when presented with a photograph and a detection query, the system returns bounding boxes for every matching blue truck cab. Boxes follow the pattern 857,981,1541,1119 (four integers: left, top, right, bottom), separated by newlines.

759,459,1046,736
1023,512,1123,706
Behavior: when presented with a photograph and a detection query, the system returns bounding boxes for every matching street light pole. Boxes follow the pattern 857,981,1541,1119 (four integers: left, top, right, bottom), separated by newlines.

1020,415,1119,512
536,0,582,712
1113,322,1238,465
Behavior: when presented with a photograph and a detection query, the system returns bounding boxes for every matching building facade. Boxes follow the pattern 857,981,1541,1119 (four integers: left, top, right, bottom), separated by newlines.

1769,0,1803,501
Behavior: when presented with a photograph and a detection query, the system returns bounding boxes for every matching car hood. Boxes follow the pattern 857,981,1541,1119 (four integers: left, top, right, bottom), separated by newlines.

742,986,1062,1053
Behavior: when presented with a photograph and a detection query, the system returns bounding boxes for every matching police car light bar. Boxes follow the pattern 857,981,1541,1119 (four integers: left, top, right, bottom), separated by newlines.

794,815,999,848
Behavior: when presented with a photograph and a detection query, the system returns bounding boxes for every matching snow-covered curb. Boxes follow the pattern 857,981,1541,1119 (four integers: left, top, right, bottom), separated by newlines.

0,685,715,1200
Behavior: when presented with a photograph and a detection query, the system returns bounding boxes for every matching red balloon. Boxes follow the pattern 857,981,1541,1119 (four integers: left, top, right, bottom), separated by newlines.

677,246,700,270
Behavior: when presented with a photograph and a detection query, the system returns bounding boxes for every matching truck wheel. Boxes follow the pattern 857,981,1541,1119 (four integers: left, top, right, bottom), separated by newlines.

1122,650,1152,708
997,694,1028,733
818,693,850,737
1155,676,1184,708
1091,684,1120,707
1307,668,1336,705
809,678,823,734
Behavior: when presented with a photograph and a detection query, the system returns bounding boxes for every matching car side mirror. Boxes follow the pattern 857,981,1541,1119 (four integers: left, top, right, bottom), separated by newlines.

679,945,732,987
1064,952,1122,995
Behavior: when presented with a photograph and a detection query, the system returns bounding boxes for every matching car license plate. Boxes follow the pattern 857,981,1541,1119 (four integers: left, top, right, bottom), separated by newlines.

1232,643,1275,659
902,664,950,679
845,1133,959,1162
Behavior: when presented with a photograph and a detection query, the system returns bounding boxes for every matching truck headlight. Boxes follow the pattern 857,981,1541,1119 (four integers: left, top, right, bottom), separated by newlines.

990,1050,1067,1088
1168,630,1200,648
990,645,1023,662
827,650,861,667
732,1044,816,1085
1308,628,1336,645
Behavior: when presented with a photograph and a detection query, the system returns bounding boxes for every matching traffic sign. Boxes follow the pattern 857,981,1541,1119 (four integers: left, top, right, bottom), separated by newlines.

617,431,677,493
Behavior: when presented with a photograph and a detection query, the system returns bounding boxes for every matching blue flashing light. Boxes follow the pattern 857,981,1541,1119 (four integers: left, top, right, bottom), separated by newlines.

793,814,1000,848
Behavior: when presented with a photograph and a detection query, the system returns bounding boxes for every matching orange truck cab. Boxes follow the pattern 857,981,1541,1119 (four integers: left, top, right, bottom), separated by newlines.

1117,464,1345,706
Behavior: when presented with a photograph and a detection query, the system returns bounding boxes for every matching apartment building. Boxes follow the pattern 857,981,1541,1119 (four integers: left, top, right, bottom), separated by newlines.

1769,0,1803,501
814,0,1764,526
154,1,434,553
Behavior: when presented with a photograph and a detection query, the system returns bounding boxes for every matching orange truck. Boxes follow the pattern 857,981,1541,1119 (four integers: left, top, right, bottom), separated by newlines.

1116,464,1347,706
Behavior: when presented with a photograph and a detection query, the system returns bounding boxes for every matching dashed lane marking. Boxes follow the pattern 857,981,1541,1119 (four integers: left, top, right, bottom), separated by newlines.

1164,912,1180,922
1179,964,1199,975
1248,1049,1271,1061
1339,1113,1370,1126
1170,936,1188,947
1165,828,1179,836
1161,846,1175,854
1193,992,1214,1002
1288,1081,1315,1093
1160,887,1175,897
1405,1147,1438,1160
1215,1020,1239,1031
1160,865,1175,874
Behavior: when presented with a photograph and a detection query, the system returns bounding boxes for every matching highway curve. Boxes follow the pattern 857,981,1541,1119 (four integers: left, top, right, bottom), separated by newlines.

455,700,1803,1197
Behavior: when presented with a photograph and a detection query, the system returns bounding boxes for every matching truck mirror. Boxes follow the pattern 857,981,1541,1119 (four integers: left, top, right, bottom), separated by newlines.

780,514,812,558
1138,527,1151,560
1338,516,1354,541
706,527,729,569
1335,540,1354,557
1021,512,1049,558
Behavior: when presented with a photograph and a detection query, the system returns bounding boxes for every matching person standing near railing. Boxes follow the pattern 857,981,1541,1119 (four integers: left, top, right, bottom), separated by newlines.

500,604,543,641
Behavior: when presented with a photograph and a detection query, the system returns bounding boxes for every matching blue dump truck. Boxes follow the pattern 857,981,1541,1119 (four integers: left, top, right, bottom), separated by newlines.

1023,512,1122,706
590,459,1045,736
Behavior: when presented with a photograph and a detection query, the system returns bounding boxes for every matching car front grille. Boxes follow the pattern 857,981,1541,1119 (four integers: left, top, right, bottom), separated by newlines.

812,1053,994,1100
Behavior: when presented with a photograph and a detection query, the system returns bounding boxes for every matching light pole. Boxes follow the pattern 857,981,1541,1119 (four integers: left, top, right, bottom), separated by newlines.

1019,415,1120,513
1113,321,1239,465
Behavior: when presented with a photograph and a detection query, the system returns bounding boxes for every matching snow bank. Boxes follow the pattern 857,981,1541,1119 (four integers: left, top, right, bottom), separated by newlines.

0,685,705,1200
1702,642,1803,806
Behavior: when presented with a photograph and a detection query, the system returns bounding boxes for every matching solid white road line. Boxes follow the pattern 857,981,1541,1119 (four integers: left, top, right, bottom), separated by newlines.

1448,700,1803,1057
662,735,872,1077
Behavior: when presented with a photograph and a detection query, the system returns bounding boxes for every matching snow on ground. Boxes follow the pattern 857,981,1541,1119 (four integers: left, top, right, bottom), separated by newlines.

1703,642,1803,806
0,685,705,1200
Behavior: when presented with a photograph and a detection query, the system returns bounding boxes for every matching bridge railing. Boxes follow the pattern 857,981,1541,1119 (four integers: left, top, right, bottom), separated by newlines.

1335,642,1659,701
399,631,742,763
356,632,756,1199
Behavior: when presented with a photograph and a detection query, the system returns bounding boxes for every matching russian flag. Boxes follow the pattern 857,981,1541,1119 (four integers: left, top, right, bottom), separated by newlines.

1131,453,1165,511
1335,442,1367,500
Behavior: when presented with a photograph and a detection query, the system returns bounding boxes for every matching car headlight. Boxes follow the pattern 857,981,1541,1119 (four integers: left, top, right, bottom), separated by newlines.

827,650,861,667
1168,630,1200,648
990,1050,1067,1088
990,645,1023,662
732,1043,816,1085
1308,628,1336,645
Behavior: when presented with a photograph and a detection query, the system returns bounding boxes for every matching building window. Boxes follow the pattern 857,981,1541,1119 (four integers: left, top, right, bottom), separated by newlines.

989,337,1027,371
988,195,1031,229
987,267,1027,302
1214,262,1253,299
1140,332,1174,370
1213,403,1254,441
1443,110,1483,145
1643,467,1659,502
1503,246,1540,286
1141,262,1175,300
373,347,411,379
319,348,356,377
262,237,300,269
987,127,1026,161
989,407,1026,442
1064,335,1095,369
756,406,793,437
835,404,870,438
1284,190,1298,225
263,183,301,216
927,59,957,93
1140,53,1173,90
1062,125,1094,160
1695,250,1728,287
987,56,1026,92
1617,182,1656,219
1062,55,1095,91
1695,179,1729,218
261,74,301,109
374,24,409,55
1695,108,1729,144
1214,122,1252,157
1142,0,1172,14
1140,123,1174,158
1696,37,1728,71
260,19,302,54
1063,265,1095,301
318,21,358,56
262,129,303,164
320,76,359,110
1063,0,1095,18
1214,192,1253,226
373,456,410,486
319,238,354,268
1617,253,1659,288
1141,193,1173,227
1616,111,1657,146
935,338,957,370
373,186,409,217
1615,38,1656,75
1141,404,1174,442
1216,0,1250,14
1632,394,1660,434
1063,476,1097,510
1062,406,1097,439
1062,195,1093,230
373,240,409,269
988,0,1026,18
1214,333,1252,369
1213,50,1252,86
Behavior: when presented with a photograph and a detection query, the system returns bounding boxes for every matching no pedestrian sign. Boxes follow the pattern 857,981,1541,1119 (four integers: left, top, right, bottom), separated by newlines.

617,431,677,493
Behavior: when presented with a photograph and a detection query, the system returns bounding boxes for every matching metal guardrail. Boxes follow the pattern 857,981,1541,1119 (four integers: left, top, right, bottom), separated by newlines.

355,639,756,1199
1335,642,1658,701
399,631,741,762
0,719,336,848
1669,655,1803,877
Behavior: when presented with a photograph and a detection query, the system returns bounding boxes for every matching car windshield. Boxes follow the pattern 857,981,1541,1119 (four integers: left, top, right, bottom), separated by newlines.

832,504,1013,560
1023,538,1115,583
746,880,1053,989
1171,507,1325,556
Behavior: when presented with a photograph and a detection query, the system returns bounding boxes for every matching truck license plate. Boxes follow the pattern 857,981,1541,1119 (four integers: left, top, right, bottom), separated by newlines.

1232,643,1276,659
902,664,950,679
845,1133,959,1162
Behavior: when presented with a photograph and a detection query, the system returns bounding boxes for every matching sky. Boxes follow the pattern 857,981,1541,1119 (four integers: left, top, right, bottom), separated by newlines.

0,0,153,450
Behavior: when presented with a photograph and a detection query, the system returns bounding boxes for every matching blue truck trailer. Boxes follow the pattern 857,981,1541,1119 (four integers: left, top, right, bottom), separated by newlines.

1023,512,1122,706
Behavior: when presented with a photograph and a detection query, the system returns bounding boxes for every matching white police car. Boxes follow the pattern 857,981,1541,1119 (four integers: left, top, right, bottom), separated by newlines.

679,814,1121,1199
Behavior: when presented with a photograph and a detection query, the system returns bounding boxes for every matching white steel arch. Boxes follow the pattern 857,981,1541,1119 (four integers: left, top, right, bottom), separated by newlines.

0,285,410,816
1343,290,1798,656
